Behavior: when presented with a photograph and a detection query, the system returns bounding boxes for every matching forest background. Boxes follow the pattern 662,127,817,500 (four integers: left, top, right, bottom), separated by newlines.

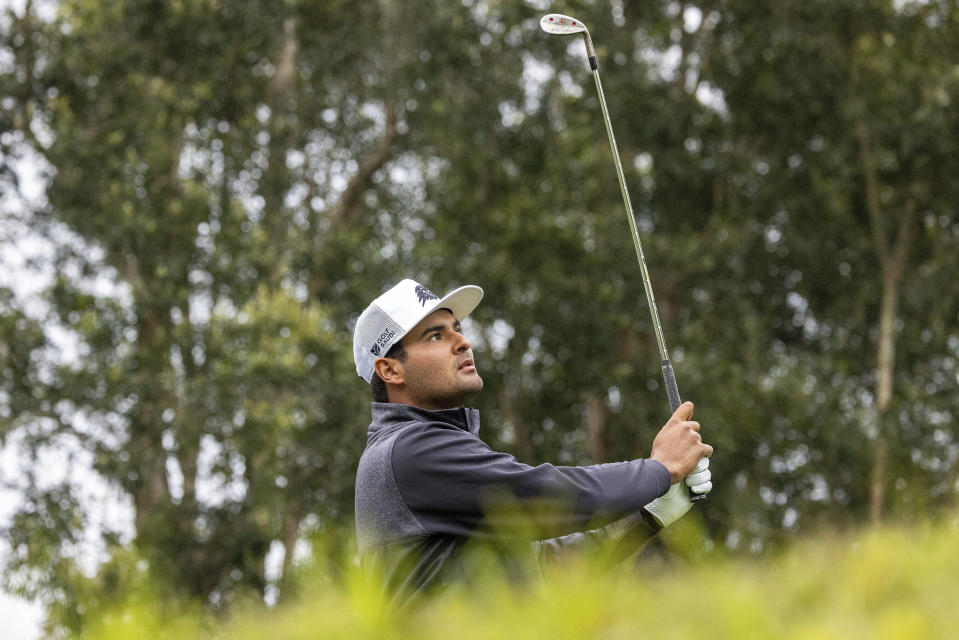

1,0,957,636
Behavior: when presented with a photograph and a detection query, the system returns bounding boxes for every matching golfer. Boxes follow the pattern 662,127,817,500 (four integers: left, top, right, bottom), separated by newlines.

353,279,713,607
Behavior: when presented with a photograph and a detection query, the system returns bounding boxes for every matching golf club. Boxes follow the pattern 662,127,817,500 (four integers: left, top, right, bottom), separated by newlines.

540,13,707,501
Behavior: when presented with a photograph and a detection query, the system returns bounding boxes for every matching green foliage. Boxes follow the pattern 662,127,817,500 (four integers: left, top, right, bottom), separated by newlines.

81,515,959,640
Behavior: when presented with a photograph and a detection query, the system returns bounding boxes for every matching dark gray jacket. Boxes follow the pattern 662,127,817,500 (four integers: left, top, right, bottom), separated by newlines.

354,402,671,605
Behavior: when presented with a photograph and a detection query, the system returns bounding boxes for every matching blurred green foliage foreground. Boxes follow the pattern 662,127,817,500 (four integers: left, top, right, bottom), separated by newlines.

86,515,959,640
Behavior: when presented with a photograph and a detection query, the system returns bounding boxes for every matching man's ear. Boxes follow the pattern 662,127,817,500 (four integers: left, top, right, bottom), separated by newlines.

373,357,405,386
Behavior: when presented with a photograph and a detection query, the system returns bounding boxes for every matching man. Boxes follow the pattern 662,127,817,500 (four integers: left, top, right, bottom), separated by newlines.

353,278,712,607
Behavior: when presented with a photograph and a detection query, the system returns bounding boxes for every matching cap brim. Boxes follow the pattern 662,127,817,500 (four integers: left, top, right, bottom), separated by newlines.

436,285,484,323
401,284,484,344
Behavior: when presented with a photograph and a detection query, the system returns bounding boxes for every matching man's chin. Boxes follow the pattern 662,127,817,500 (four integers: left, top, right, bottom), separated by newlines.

467,373,483,392
449,376,483,407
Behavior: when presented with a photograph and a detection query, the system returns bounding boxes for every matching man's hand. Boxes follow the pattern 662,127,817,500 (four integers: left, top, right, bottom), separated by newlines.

649,401,713,484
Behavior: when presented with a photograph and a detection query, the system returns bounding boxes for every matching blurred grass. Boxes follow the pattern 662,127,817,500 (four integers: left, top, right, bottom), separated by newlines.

84,514,959,640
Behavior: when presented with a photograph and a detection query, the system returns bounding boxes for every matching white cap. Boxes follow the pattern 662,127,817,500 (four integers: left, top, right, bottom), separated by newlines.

353,279,484,383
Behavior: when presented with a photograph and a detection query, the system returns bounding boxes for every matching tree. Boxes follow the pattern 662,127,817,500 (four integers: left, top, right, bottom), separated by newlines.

706,0,959,528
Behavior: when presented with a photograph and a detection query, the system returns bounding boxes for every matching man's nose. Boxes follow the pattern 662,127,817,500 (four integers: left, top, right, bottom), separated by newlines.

454,332,471,352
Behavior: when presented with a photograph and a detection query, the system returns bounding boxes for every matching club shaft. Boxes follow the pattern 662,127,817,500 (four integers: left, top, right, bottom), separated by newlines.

578,32,705,503
589,65,670,364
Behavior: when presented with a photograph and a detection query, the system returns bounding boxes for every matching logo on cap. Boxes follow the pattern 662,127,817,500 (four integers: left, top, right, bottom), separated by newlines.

370,327,397,358
415,284,438,306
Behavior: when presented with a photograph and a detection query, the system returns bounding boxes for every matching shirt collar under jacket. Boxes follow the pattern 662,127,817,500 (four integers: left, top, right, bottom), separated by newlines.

368,402,482,443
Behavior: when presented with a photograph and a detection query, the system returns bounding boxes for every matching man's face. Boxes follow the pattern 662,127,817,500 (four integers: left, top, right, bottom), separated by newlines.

389,309,483,410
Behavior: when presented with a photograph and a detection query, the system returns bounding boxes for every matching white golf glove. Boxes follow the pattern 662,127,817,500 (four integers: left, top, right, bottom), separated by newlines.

644,458,712,528
686,457,712,495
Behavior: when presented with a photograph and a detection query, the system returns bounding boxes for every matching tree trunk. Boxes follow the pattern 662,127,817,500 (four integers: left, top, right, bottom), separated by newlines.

869,266,902,523
498,384,533,462
855,110,916,523
130,304,173,540
585,391,607,464
277,499,301,602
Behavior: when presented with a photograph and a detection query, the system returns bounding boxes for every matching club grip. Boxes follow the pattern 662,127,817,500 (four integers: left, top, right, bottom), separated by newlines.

660,359,707,503
661,359,682,413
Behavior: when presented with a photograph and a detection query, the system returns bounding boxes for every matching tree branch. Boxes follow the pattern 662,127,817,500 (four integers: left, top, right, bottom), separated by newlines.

330,102,399,227
854,117,890,266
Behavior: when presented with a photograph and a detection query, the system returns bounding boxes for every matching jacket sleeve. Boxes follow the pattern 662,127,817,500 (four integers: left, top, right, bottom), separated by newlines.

391,423,671,540
532,510,663,566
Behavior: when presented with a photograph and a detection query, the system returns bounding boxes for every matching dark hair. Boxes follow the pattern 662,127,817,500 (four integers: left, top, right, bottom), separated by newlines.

371,341,407,403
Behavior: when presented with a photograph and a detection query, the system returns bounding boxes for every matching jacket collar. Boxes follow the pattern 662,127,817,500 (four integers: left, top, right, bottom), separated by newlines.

368,402,481,441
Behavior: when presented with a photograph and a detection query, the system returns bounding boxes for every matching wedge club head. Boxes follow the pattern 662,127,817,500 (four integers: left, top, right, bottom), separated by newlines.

540,13,597,65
